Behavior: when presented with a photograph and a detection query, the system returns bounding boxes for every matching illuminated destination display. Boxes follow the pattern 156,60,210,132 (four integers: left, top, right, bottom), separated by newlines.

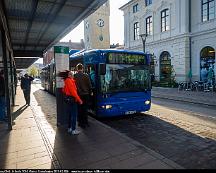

107,53,146,65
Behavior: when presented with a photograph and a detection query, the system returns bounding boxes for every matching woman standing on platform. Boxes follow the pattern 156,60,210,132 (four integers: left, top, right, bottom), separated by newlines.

60,70,83,135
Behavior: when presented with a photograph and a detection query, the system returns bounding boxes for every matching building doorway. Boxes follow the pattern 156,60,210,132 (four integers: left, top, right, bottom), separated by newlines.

200,46,215,84
160,51,171,84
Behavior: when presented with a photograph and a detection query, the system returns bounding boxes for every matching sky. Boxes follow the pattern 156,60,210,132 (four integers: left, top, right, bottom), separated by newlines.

60,0,129,45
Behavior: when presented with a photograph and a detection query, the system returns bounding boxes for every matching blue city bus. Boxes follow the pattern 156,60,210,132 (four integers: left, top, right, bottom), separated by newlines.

70,49,152,117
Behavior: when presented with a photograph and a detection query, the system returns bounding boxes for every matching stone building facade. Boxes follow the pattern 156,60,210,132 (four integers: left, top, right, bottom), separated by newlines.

120,0,216,84
84,1,110,49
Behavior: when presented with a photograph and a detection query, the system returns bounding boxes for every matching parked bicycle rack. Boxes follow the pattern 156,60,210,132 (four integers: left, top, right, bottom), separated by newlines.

178,81,215,92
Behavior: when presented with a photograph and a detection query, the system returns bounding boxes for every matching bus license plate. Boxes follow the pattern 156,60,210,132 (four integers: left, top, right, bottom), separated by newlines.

125,111,136,115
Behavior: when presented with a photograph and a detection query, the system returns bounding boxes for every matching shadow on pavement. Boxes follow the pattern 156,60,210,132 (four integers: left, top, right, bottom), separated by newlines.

0,116,13,169
12,105,28,121
52,121,123,169
101,114,216,169
32,87,216,169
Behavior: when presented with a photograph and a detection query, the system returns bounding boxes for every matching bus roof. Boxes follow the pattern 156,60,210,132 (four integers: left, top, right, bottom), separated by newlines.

69,49,81,56
70,49,145,58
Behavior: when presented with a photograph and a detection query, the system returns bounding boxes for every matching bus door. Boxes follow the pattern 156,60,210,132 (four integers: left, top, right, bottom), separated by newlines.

86,64,97,112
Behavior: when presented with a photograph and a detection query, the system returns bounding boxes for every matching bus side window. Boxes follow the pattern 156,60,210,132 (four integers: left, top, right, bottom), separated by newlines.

87,65,96,88
99,63,106,75
87,64,97,111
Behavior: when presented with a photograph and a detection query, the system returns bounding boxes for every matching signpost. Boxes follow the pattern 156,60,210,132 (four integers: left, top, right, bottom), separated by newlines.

54,46,69,127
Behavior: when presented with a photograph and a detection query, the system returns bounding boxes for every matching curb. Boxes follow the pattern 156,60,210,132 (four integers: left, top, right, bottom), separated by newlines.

152,95,216,107
30,91,62,169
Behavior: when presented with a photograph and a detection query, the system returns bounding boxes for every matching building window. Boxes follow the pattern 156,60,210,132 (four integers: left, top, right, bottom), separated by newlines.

134,22,140,40
145,0,152,6
160,51,171,82
161,9,170,32
200,46,215,83
133,4,138,13
202,0,215,22
146,16,153,35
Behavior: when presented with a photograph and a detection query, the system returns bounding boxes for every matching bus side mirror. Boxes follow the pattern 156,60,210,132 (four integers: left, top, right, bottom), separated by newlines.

99,64,106,75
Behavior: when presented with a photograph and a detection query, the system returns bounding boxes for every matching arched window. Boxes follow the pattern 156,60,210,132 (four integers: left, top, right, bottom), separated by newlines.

200,46,215,83
160,51,171,82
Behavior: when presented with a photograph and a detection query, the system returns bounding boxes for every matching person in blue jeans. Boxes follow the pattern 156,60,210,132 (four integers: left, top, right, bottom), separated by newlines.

0,70,6,121
60,70,83,135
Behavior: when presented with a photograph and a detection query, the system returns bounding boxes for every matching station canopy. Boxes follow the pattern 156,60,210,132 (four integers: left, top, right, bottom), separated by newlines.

3,0,107,69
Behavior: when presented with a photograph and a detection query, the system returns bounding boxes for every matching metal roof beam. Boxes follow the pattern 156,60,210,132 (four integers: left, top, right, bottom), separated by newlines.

13,43,47,47
14,57,39,69
14,50,43,57
35,0,68,50
7,9,71,25
24,0,39,50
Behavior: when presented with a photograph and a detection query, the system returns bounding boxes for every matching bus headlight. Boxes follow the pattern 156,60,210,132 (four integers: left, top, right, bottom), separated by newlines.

102,105,112,109
145,100,151,105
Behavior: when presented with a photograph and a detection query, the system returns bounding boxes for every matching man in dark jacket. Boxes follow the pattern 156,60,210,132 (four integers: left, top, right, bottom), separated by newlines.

0,70,6,121
74,63,92,128
21,74,34,106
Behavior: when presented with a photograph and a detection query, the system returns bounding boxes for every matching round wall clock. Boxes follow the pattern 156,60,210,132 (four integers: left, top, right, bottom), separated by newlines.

97,19,104,27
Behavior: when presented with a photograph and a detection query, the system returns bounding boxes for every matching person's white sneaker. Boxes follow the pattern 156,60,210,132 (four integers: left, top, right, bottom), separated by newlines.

71,129,80,135
67,128,72,133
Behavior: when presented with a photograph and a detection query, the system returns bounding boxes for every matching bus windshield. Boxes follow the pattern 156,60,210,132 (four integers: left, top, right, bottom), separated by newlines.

100,64,151,93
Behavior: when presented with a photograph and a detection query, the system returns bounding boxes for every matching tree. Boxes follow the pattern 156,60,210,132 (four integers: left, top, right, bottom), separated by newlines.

28,65,39,77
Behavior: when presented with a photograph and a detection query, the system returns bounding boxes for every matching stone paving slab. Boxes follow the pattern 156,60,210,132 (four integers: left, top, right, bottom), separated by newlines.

0,85,183,169
0,86,52,169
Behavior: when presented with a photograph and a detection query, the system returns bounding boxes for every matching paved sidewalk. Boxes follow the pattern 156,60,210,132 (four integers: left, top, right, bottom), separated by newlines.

0,86,53,169
0,85,183,169
152,87,216,107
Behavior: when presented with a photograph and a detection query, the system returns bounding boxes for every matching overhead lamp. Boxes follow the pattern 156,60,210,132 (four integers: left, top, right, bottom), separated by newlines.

139,33,148,53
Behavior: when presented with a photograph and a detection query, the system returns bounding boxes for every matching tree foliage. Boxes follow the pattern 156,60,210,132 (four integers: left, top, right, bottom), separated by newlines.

28,65,39,77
